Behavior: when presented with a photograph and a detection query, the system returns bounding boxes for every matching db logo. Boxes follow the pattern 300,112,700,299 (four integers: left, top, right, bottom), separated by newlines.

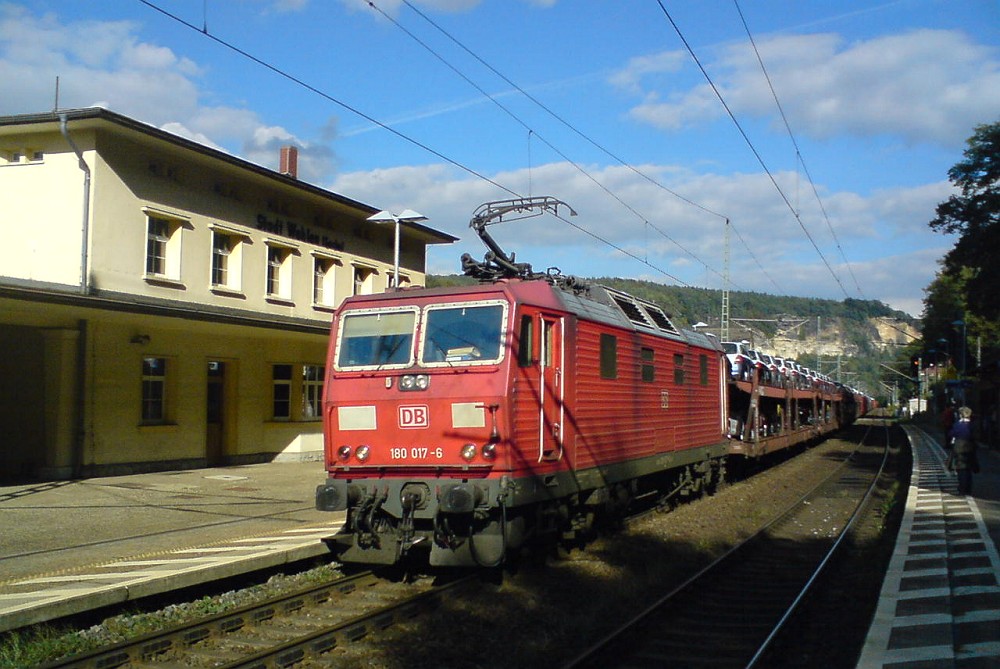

398,405,429,429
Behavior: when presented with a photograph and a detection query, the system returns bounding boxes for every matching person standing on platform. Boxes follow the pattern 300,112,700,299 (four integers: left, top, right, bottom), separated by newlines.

947,406,980,495
941,402,956,440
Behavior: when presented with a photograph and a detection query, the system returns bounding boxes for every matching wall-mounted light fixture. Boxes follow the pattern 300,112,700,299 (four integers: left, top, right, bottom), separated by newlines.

130,334,150,345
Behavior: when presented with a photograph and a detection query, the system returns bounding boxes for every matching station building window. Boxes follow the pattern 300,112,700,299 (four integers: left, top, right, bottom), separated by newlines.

144,211,185,282
272,364,292,420
210,225,248,293
352,263,377,296
141,356,170,424
272,363,325,421
211,234,230,286
302,365,324,419
147,218,168,275
265,241,297,302
312,253,340,308
385,271,411,290
674,353,685,385
700,354,709,386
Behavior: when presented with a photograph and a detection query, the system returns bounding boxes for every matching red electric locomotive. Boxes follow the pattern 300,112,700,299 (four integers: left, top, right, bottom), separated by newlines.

315,198,730,566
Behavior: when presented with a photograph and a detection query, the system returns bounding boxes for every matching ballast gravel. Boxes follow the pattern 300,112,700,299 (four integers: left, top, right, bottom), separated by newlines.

26,423,908,669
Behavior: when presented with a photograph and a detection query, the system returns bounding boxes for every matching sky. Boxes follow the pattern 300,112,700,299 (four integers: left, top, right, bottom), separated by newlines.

2,0,998,318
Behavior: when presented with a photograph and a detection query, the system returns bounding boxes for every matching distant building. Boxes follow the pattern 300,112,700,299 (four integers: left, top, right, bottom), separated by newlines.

0,108,455,480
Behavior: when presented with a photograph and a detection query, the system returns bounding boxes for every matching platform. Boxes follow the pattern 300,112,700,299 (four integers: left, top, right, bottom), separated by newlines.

0,461,344,633
857,424,1000,668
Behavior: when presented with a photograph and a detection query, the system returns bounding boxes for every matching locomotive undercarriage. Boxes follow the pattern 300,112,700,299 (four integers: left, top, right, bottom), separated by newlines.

317,447,730,567
318,476,523,567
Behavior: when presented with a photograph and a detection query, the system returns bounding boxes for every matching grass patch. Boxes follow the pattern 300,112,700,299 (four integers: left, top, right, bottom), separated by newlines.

0,562,345,668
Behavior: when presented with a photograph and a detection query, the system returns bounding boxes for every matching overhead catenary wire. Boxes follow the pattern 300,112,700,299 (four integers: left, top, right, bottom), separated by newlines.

365,0,720,284
655,0,852,300
136,0,692,287
732,0,866,299
399,0,724,222
136,0,516,199
391,0,783,294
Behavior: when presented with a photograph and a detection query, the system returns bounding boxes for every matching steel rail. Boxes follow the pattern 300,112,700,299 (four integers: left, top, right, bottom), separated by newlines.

36,570,381,669
745,419,891,667
562,420,891,669
216,573,479,669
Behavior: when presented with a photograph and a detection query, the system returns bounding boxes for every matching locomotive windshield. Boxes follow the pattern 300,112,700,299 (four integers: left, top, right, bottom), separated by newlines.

334,301,508,370
419,302,507,365
336,309,417,368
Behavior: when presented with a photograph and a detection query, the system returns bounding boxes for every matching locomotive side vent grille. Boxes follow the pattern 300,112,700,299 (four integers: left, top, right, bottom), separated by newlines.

605,287,679,334
608,291,654,329
640,303,679,334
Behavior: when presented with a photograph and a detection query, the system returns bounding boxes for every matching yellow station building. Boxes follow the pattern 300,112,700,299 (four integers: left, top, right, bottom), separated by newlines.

0,107,455,481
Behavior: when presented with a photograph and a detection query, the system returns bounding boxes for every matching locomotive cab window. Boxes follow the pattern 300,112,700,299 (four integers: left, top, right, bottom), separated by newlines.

518,314,534,367
336,308,417,369
543,319,556,368
600,333,617,379
420,301,507,366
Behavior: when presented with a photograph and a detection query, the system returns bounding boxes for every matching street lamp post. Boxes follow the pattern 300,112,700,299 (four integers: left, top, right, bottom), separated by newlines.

367,209,428,290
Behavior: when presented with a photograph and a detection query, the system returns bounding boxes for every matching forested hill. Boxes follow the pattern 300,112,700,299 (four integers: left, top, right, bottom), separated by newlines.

427,274,917,397
427,274,915,332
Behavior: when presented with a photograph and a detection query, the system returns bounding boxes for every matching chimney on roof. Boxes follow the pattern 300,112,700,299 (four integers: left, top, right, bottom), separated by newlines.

279,145,298,179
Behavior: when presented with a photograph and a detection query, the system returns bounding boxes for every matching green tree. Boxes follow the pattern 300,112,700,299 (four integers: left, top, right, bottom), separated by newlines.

920,270,968,375
929,121,1000,321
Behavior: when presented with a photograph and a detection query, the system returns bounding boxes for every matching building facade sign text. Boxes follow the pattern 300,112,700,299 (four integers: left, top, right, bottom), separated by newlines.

256,214,345,251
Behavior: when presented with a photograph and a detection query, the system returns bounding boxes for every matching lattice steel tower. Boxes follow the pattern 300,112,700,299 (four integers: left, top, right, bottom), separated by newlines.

721,218,731,342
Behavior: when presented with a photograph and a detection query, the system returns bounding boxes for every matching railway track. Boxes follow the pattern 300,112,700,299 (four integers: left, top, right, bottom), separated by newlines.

29,422,892,669
562,420,891,669
37,569,478,669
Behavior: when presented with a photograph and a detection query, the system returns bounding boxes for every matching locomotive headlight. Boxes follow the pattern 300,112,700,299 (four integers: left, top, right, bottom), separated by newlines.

481,442,497,460
355,445,371,462
460,443,477,462
337,445,352,462
399,374,430,392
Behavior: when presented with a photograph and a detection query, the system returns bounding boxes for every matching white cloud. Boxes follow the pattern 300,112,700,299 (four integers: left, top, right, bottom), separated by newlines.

338,0,481,16
609,51,688,94
621,29,1000,146
869,181,955,236
331,158,950,309
627,85,719,131
159,122,226,152
0,5,201,121
0,4,336,180
842,247,950,317
121,41,199,75
0,3,958,316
